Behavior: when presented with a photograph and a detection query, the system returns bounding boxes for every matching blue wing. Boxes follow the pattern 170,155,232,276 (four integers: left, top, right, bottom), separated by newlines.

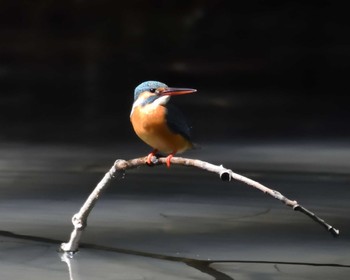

165,104,191,141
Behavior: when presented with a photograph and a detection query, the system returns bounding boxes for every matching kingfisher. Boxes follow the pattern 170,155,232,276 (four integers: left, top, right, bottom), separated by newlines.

130,81,197,168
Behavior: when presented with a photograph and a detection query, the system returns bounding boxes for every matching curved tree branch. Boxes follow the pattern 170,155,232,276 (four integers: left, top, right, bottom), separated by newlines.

60,156,340,253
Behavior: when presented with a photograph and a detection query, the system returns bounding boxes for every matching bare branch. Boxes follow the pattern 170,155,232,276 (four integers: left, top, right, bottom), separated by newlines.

60,156,340,253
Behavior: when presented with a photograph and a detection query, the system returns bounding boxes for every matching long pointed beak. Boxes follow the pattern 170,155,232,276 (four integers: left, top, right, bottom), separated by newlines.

160,87,197,96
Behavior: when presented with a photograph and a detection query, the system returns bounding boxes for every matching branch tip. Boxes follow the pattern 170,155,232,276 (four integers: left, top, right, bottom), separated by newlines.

329,227,340,237
60,242,79,254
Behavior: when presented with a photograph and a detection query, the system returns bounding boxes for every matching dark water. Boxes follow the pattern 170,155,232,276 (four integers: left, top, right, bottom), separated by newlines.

0,142,349,279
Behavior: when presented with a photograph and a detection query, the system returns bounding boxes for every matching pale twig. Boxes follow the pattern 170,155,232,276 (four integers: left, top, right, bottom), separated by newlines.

60,156,340,253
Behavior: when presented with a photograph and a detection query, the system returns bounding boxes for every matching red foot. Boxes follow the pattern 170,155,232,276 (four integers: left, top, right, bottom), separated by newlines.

146,149,158,165
165,151,176,168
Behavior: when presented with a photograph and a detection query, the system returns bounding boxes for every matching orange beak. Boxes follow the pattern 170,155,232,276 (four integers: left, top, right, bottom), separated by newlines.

160,87,197,96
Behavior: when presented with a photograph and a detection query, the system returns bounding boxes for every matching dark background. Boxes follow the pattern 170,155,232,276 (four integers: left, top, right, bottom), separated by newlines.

0,0,349,144
1,3,349,279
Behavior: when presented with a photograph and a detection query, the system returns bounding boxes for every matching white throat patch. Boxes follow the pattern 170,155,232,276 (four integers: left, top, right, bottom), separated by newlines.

152,95,170,107
130,95,170,117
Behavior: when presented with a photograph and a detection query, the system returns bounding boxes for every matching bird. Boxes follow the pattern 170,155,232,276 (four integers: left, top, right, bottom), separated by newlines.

130,81,196,168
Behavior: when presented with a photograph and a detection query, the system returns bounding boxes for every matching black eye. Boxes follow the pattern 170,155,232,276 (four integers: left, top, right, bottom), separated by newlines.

149,88,156,93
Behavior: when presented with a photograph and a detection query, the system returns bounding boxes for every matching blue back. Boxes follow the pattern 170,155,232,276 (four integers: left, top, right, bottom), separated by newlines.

166,103,191,141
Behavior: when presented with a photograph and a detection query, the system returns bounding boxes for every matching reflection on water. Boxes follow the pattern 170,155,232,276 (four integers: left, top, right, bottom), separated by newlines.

61,253,77,280
1,230,349,280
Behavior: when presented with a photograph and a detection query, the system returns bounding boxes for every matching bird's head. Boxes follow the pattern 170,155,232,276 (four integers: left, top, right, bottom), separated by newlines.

133,81,196,107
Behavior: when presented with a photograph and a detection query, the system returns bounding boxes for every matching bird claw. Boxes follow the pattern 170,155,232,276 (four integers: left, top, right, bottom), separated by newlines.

146,150,158,166
165,153,174,168
146,150,175,168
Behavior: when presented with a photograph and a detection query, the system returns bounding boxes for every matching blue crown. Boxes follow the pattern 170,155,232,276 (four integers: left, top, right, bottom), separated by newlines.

134,81,168,100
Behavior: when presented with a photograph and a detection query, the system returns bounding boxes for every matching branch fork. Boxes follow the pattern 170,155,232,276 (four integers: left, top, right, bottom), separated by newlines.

60,155,340,253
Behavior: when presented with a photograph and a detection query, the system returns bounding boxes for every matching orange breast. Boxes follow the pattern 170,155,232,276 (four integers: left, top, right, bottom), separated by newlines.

130,104,192,153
